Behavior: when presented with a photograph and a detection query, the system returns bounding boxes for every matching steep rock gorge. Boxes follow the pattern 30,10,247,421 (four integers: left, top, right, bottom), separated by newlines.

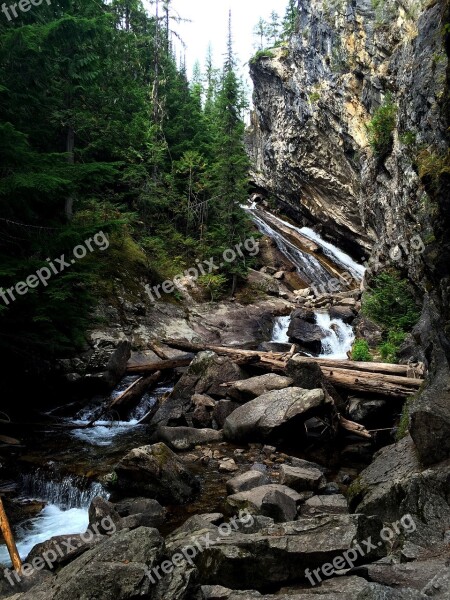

247,0,450,465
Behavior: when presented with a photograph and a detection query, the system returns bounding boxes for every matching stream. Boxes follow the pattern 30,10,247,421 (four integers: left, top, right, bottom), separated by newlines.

0,205,365,567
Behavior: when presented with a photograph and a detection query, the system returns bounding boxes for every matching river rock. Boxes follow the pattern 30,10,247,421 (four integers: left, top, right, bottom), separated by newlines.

225,484,302,515
165,514,385,590
25,533,104,571
328,305,355,324
113,497,166,529
226,471,270,495
213,399,241,429
223,387,328,443
300,494,348,517
227,373,294,402
155,426,223,451
287,317,326,354
17,527,165,600
260,488,297,522
347,398,388,426
112,442,199,504
279,465,326,492
88,497,122,533
151,352,248,428
286,356,325,389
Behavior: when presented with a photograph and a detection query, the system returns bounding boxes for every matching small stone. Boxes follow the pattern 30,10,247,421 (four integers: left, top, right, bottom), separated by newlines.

262,445,276,456
219,458,239,473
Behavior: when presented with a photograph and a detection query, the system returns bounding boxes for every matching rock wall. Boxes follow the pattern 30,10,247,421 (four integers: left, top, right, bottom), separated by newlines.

247,0,450,467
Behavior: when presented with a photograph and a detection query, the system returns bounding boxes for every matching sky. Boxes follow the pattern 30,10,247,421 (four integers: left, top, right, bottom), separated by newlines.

145,0,285,80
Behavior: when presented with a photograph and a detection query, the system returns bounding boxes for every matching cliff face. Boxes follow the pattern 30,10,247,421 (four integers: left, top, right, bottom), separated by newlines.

247,0,450,465
247,0,448,266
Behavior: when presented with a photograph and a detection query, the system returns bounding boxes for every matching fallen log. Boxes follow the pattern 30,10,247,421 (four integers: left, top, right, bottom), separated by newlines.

127,356,193,373
288,355,419,376
320,366,422,397
339,415,372,439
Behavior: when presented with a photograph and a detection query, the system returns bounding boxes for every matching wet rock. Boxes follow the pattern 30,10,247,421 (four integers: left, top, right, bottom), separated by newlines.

279,465,326,492
226,484,302,515
329,305,355,324
151,352,248,428
223,388,328,443
226,471,270,495
156,426,223,451
88,497,122,533
213,400,241,429
112,442,200,504
287,317,326,353
300,494,348,517
227,374,294,402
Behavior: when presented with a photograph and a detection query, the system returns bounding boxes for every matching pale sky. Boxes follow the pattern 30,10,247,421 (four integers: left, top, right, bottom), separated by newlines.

145,1,286,79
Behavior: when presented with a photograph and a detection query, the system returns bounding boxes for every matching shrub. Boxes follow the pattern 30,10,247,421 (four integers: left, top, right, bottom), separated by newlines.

351,339,372,362
250,49,275,64
198,274,227,302
362,272,420,331
379,329,406,363
366,93,397,157
416,148,450,190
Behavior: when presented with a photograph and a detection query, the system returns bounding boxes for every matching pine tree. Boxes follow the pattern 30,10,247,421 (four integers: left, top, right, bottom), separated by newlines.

283,0,299,39
253,17,268,50
268,11,280,46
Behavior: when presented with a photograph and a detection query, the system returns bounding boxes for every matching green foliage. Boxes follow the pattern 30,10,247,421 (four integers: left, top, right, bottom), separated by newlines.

366,93,397,157
351,339,372,362
250,49,275,63
416,148,450,189
399,131,417,146
379,330,406,363
362,272,420,331
198,274,228,302
308,92,321,103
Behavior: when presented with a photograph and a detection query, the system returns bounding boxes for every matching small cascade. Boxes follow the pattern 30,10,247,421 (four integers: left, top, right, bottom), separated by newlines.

271,316,290,343
0,473,109,565
315,311,355,360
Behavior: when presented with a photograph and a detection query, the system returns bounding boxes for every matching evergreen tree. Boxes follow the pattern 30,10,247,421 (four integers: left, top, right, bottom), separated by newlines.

268,11,280,46
283,0,299,39
253,17,268,50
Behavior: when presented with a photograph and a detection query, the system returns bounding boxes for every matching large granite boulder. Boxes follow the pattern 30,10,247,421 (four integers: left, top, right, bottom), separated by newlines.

155,426,223,451
111,442,199,504
223,387,329,443
227,374,294,402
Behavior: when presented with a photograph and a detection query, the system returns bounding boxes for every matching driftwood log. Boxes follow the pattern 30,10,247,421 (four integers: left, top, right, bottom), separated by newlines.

0,498,22,572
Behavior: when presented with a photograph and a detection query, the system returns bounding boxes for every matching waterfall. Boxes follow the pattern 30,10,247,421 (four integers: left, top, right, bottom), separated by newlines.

0,473,109,565
271,316,290,342
315,311,355,360
243,207,338,285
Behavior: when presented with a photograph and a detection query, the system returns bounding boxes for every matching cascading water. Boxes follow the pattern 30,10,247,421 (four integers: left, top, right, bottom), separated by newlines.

315,311,355,360
271,316,290,343
0,473,109,565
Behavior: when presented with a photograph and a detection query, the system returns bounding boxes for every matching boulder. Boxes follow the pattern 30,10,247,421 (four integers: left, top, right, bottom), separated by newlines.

300,494,348,516
349,436,450,548
286,357,325,390
226,471,270,495
227,374,294,402
279,465,326,492
260,488,297,523
112,442,199,504
165,514,385,590
225,484,302,515
151,352,248,428
223,387,328,443
18,527,165,600
287,318,326,353
213,400,241,429
192,405,213,428
347,398,388,426
329,305,355,324
156,426,223,451
26,533,104,571
88,497,122,533
113,497,166,529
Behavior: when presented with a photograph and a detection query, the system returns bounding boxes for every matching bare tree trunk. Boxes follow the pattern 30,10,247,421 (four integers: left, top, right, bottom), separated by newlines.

0,498,22,573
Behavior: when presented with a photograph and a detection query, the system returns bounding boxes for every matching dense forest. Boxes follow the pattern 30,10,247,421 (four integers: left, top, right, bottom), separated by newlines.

0,0,256,364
